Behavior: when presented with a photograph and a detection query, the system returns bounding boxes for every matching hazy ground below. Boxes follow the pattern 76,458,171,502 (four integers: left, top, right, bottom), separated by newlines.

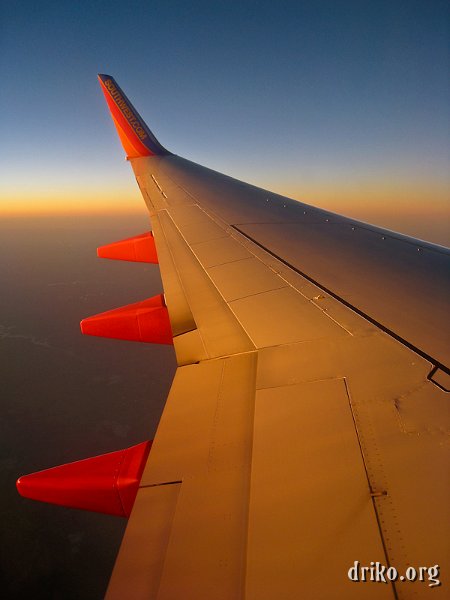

0,214,176,599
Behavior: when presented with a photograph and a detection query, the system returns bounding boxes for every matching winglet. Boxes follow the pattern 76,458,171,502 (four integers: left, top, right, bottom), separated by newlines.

98,74,171,158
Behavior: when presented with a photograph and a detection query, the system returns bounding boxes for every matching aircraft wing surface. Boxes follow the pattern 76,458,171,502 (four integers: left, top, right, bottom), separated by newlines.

18,75,450,599
99,75,449,599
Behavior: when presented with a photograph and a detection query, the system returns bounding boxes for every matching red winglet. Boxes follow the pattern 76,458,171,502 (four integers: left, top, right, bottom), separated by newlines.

97,232,158,263
97,74,171,158
80,294,173,345
16,441,152,517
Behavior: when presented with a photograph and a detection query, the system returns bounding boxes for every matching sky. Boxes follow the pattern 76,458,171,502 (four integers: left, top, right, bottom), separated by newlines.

0,3,448,596
1,0,449,244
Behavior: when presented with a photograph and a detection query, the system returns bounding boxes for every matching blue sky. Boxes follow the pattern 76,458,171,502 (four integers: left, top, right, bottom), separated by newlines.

1,0,449,242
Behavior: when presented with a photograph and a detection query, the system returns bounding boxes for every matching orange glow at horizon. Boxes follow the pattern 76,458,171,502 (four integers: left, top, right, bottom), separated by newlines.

1,177,448,246
285,180,449,212
0,187,144,216
2,177,449,212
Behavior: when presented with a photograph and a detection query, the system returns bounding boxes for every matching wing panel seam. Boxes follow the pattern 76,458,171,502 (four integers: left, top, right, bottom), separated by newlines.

232,225,449,374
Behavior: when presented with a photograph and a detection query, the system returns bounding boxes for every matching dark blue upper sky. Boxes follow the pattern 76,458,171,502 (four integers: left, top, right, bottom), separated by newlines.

1,0,448,240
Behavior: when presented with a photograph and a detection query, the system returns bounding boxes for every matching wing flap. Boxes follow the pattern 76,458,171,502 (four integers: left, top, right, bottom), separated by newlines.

107,353,257,600
256,332,450,590
247,378,393,600
153,209,254,363
106,483,181,599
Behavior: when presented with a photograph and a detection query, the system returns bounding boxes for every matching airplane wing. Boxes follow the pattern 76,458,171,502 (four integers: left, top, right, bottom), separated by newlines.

18,75,449,599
